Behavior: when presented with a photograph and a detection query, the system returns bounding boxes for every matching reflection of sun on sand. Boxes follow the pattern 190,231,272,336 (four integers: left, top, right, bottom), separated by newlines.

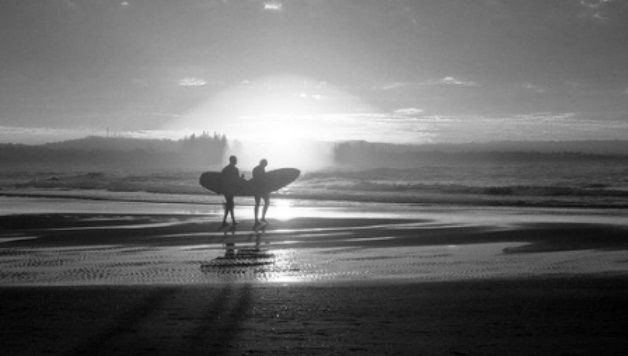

271,199,297,221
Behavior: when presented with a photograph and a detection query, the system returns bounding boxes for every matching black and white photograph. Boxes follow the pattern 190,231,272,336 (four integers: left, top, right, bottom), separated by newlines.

2,1,628,355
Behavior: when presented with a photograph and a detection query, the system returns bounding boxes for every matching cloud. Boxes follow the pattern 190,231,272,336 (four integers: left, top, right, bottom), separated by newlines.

263,1,282,11
377,77,480,91
380,82,409,91
345,113,438,143
394,108,424,116
298,92,324,101
442,112,628,142
178,77,208,87
223,111,439,144
437,76,479,87
520,82,547,94
326,111,628,144
578,0,623,22
580,0,614,9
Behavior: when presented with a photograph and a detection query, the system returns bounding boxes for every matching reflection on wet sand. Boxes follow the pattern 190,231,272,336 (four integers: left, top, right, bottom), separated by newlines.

203,224,272,267
201,224,301,283
1,200,628,285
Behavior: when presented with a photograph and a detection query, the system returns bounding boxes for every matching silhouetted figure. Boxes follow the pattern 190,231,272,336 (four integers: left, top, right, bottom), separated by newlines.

253,158,270,224
221,155,240,226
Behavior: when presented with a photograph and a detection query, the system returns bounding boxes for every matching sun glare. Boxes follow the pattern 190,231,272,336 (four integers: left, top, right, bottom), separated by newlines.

172,75,375,170
270,199,297,221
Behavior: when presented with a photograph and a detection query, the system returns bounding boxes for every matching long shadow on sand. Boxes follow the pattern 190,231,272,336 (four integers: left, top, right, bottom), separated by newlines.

66,284,252,356
184,284,253,355
67,288,178,356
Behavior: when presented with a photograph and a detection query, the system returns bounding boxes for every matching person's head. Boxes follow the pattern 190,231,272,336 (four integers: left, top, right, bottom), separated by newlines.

229,155,237,165
260,159,268,167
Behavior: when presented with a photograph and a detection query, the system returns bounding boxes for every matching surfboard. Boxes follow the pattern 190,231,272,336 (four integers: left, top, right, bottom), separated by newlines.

199,168,300,196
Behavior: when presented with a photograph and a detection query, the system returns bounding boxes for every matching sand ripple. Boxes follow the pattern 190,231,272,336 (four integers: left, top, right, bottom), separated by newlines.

2,207,628,285
1,241,627,286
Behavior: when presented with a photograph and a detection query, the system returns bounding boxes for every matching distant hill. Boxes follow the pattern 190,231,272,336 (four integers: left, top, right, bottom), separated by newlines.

333,140,628,168
44,133,228,152
0,133,229,170
44,136,180,152
336,140,628,156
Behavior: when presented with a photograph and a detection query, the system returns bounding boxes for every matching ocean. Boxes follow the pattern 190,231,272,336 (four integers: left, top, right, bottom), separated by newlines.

1,159,628,208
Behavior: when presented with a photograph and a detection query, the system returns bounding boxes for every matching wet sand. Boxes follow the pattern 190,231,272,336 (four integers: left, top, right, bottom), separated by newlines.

1,198,628,354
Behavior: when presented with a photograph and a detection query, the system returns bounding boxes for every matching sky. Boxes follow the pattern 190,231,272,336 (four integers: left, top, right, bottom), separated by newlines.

1,0,628,155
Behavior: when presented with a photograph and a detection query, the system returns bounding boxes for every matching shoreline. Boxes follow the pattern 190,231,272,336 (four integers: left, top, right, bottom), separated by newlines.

2,186,628,209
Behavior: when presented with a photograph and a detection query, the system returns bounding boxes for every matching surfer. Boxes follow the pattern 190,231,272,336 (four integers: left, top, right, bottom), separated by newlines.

221,155,240,226
253,159,270,224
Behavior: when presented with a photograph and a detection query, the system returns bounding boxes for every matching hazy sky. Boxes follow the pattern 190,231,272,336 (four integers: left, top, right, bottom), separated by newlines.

2,0,628,145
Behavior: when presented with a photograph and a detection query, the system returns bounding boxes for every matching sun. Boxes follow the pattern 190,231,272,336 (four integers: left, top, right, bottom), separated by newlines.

170,75,375,170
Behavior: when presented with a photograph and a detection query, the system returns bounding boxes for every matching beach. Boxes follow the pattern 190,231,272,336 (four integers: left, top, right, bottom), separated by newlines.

3,278,628,355
1,197,628,355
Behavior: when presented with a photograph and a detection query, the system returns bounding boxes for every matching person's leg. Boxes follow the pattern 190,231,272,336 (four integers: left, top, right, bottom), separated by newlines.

261,194,270,222
229,196,237,224
254,195,261,223
222,196,229,226
224,195,236,225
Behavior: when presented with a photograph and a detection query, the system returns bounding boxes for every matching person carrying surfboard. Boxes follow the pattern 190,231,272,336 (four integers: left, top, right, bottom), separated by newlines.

253,158,270,224
221,155,240,226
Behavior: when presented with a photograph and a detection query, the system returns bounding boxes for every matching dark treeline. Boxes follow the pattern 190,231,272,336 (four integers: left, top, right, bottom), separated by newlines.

333,140,628,168
3,136,628,171
0,132,228,170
